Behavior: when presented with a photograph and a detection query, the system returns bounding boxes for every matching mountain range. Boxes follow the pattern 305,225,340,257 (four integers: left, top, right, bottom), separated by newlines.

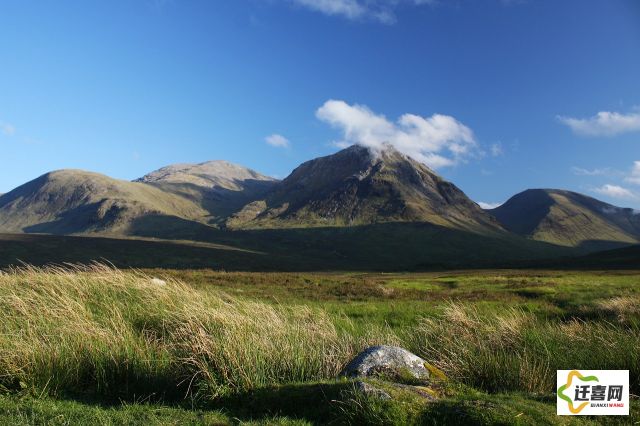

1,145,638,267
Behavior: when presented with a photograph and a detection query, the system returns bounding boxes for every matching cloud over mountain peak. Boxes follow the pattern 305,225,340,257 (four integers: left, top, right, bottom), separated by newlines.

316,99,476,169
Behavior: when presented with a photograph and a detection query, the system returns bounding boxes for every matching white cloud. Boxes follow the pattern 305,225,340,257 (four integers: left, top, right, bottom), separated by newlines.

316,99,476,169
592,184,637,200
557,109,640,137
0,121,15,136
286,0,522,23
291,0,366,20
625,161,640,185
571,166,616,177
289,0,438,23
265,133,290,148
477,201,502,209
490,143,503,157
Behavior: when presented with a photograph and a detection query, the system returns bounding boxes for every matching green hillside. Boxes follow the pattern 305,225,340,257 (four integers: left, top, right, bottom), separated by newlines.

0,222,572,271
489,188,640,251
0,170,208,234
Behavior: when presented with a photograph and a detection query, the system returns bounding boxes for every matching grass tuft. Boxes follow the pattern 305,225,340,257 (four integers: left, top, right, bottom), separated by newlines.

0,264,390,401
406,302,640,394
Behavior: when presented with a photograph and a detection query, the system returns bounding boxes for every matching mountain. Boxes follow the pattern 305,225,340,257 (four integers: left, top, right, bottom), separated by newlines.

136,160,276,191
488,189,640,250
0,170,208,234
227,145,503,234
3,148,635,264
136,161,278,224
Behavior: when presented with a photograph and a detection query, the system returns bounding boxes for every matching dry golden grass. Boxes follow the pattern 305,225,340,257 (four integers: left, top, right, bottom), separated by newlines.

596,296,640,323
0,263,394,400
406,302,640,394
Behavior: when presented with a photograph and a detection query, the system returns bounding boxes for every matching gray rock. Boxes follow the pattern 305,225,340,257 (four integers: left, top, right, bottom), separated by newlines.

355,381,391,400
341,345,430,381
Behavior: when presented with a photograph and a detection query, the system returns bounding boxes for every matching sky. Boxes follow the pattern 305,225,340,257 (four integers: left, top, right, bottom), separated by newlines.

1,0,639,208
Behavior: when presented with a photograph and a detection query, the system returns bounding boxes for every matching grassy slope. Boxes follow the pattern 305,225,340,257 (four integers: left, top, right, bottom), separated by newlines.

0,266,638,424
490,189,640,251
137,160,279,225
0,221,576,271
0,170,208,234
0,233,280,270
131,216,578,269
563,244,640,269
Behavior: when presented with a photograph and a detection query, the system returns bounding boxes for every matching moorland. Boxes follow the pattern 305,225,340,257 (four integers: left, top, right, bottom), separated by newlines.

0,264,638,425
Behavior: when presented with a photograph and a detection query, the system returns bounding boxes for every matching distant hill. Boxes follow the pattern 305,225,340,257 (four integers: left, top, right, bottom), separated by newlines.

0,161,278,235
489,189,640,251
0,170,208,234
137,160,278,225
228,145,503,234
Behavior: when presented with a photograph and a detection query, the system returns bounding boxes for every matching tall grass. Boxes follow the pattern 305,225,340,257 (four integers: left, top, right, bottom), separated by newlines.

1,264,637,410
0,264,391,401
406,302,640,394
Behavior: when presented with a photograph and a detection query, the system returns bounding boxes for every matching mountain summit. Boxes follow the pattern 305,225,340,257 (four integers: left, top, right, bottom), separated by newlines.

137,160,278,224
136,160,276,191
228,145,502,233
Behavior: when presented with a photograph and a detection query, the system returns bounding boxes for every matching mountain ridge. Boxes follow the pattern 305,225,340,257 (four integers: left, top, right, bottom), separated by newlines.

0,147,638,256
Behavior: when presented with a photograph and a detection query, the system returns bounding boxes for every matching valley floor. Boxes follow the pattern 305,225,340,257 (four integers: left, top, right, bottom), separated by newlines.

0,265,638,425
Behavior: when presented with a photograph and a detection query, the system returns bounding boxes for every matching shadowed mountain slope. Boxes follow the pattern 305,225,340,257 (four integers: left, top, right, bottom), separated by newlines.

489,189,640,250
0,222,572,271
228,145,503,234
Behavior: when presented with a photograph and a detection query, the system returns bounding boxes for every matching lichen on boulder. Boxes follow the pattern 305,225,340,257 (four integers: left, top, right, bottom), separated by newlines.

342,346,447,402
341,345,430,382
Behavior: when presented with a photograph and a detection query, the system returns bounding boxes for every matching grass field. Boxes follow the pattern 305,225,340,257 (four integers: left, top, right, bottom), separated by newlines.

0,264,638,424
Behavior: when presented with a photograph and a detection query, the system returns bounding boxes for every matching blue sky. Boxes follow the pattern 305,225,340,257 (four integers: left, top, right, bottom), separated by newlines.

1,0,639,208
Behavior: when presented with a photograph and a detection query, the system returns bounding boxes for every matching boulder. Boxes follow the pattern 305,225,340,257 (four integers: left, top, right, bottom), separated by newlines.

341,345,430,381
355,381,391,400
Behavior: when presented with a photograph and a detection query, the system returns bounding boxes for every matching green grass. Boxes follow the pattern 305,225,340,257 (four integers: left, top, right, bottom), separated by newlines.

0,265,639,424
0,395,234,426
153,268,640,329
